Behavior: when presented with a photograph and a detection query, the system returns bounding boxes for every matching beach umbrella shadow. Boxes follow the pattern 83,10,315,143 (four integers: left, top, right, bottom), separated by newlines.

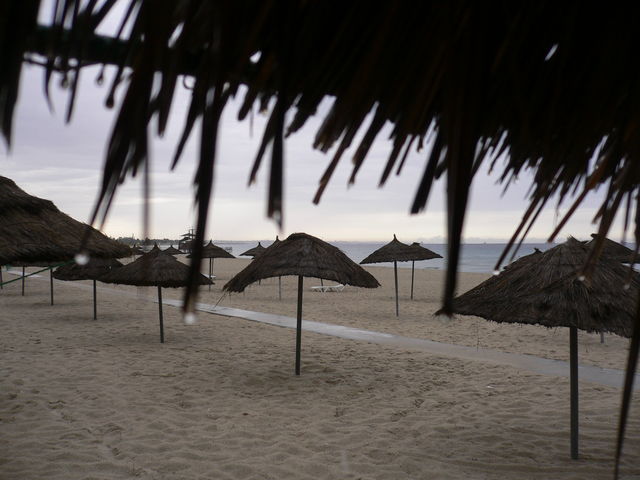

224,233,380,375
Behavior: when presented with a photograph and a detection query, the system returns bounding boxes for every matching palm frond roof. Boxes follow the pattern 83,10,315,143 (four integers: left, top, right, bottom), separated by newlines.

224,232,379,292
448,239,638,337
0,176,131,265
100,249,212,288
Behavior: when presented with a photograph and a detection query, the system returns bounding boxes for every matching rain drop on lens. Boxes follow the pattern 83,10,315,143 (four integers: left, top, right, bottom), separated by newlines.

492,269,500,276
577,275,585,282
75,252,89,265
184,313,197,325
624,283,631,291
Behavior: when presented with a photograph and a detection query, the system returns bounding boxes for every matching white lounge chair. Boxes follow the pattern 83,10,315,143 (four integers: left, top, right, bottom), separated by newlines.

310,284,344,292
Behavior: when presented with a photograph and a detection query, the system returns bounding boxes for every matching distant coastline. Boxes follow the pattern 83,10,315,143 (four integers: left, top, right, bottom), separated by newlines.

153,240,558,274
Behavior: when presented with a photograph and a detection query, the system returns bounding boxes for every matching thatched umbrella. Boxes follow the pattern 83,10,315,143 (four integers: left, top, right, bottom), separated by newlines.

240,242,266,258
0,176,130,265
163,245,183,255
100,249,212,342
53,258,123,319
361,235,440,316
0,176,128,303
130,246,144,256
408,242,443,299
224,233,380,375
444,238,638,460
586,235,638,343
188,240,234,291
587,234,638,264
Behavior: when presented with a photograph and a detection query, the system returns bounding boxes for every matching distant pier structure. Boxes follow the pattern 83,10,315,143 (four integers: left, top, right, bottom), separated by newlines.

179,228,196,254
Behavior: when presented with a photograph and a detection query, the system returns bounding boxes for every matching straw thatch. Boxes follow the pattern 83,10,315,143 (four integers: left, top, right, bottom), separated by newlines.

53,257,123,281
163,245,183,255
100,249,212,288
361,235,438,264
361,235,441,314
240,242,266,258
6,3,640,314
187,241,234,259
448,238,638,337
224,233,379,292
409,242,443,261
0,176,130,265
587,234,639,264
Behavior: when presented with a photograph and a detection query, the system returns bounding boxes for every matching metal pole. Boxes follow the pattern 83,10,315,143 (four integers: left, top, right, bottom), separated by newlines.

410,260,415,300
93,279,97,320
158,286,164,343
394,260,399,317
295,275,303,375
21,266,25,296
570,326,579,459
600,331,605,344
1,266,3,290
49,268,54,305
278,276,282,301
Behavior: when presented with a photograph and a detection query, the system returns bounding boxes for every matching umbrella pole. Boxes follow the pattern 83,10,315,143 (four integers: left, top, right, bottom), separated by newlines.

93,279,97,320
1,266,3,290
50,268,54,305
22,266,25,296
278,276,282,301
394,260,399,317
600,331,605,344
295,275,303,375
208,258,212,291
570,326,579,459
410,260,415,300
158,286,165,343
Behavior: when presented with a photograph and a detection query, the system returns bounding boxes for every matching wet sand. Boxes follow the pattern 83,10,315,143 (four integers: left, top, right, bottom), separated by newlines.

1,258,639,479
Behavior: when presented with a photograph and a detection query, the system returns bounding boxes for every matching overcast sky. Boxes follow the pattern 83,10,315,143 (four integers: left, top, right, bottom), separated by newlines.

0,28,623,243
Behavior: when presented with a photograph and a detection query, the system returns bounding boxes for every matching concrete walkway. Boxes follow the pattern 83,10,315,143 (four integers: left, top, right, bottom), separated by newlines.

161,298,640,391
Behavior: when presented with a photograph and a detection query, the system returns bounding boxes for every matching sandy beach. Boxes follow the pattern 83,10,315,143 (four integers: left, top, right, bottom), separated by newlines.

1,257,639,479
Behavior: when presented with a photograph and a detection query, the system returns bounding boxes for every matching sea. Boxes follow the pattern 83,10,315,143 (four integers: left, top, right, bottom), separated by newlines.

169,240,556,274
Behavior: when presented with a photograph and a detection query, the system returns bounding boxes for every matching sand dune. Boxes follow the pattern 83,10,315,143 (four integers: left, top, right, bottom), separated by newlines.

1,259,638,479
